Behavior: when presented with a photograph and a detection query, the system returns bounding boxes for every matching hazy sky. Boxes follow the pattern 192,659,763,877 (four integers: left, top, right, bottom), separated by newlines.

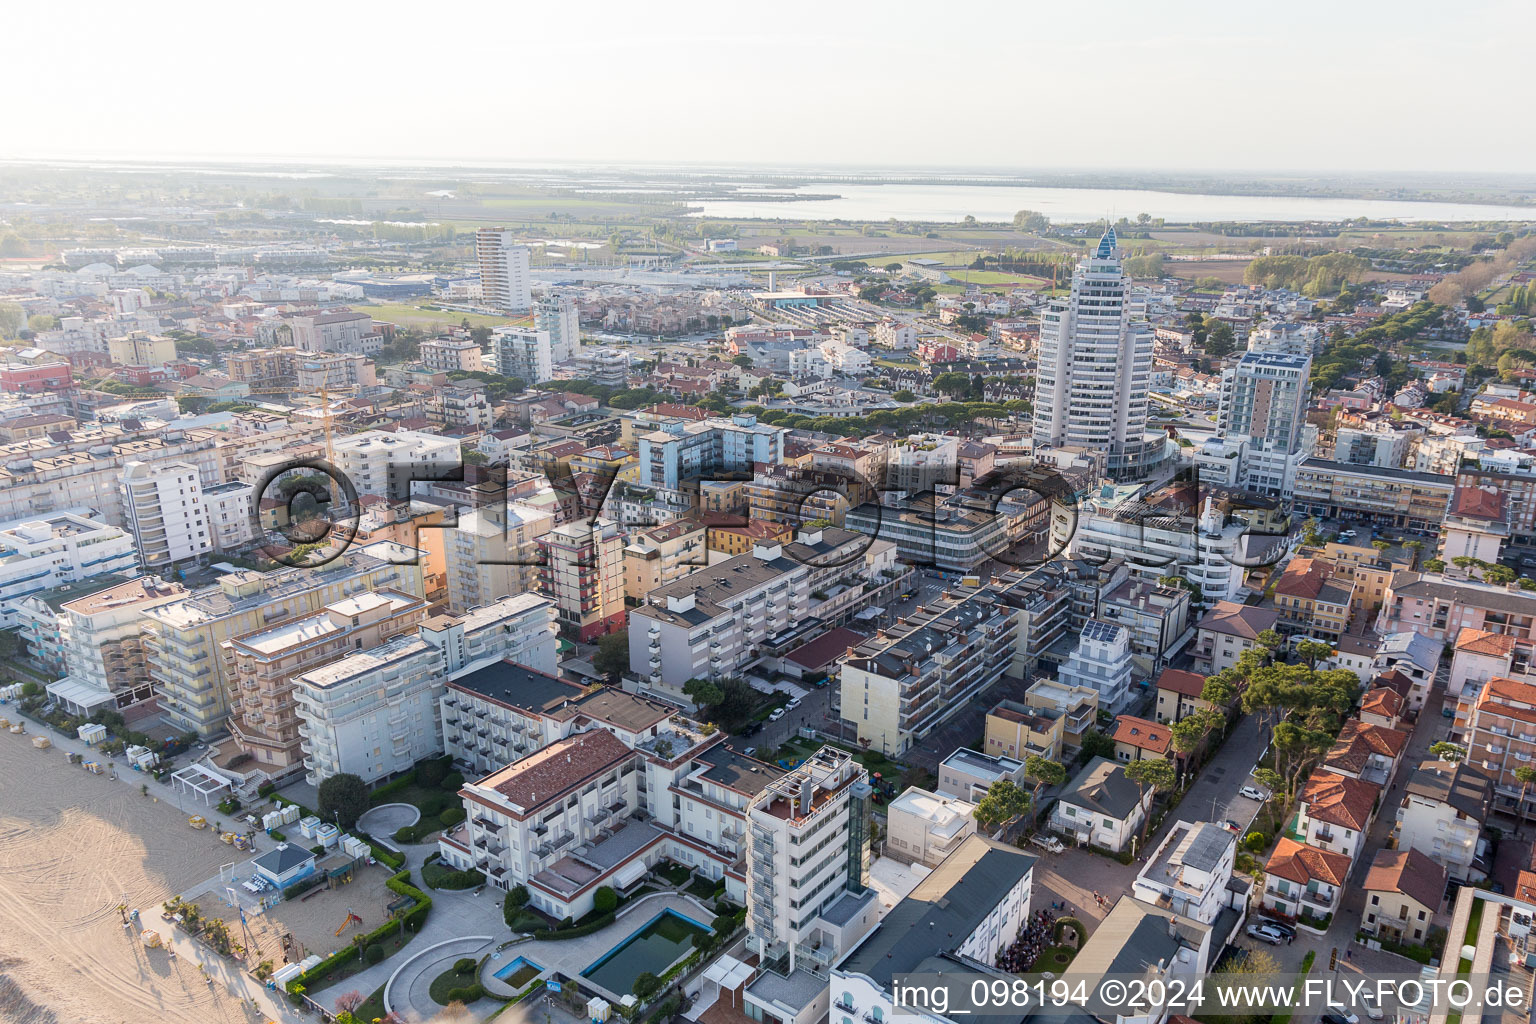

10,0,1529,174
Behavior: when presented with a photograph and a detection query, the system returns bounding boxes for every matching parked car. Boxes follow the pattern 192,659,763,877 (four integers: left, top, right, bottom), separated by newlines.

1223,820,1242,833
786,696,803,710
768,708,786,722
1030,834,1065,854
1323,1013,1360,1024
1245,924,1285,945
1257,917,1295,940
1240,785,1270,801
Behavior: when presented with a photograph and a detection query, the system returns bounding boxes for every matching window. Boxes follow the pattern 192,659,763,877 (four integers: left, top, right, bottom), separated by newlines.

1370,895,1379,905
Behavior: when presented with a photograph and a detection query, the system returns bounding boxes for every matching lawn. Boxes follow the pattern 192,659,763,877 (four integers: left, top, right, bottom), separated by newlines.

656,862,692,886
354,983,387,1022
358,301,519,331
943,269,1052,287
429,960,480,1005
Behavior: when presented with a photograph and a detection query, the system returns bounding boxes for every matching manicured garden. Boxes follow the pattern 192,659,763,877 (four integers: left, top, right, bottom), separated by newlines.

430,958,485,1006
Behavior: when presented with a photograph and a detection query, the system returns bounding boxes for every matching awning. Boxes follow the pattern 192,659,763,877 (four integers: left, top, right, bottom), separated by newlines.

703,955,753,990
45,679,115,712
612,859,648,890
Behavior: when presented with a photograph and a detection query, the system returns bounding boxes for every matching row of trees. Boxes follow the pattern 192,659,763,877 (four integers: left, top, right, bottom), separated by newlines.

1428,235,1536,307
1311,301,1443,392
1243,252,1372,296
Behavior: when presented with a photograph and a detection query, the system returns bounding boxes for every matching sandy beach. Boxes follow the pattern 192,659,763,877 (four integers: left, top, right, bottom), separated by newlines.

0,730,269,1024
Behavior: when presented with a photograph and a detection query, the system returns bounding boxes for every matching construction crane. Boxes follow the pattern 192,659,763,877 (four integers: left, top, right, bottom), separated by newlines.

233,381,361,464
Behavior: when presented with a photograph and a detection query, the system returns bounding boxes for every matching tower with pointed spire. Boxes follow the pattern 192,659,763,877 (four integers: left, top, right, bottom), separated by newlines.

1032,227,1157,478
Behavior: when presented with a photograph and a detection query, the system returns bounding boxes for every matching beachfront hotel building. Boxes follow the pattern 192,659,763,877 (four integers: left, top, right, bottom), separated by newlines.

476,228,532,312
220,588,428,773
440,672,816,922
294,593,557,785
0,507,138,627
144,542,425,738
1031,227,1158,479
628,540,812,697
46,576,187,721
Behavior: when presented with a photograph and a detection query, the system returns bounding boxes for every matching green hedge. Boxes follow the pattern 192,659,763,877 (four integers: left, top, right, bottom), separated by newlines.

285,869,431,1000
531,910,616,940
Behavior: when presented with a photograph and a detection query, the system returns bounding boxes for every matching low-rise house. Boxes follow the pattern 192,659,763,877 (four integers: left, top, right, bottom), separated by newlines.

1372,631,1445,710
1361,847,1446,944
1154,668,1215,724
1131,819,1240,925
935,748,1025,802
1053,756,1154,853
1262,837,1352,925
1192,600,1278,674
1296,769,1381,862
984,699,1065,762
1021,678,1099,755
1273,557,1353,639
1394,759,1493,882
1111,714,1172,763
1360,684,1407,730
1323,719,1410,789
884,787,977,867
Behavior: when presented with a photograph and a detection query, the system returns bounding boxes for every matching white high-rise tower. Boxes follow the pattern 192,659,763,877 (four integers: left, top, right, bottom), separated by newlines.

1032,227,1156,478
1217,350,1312,496
475,228,532,312
535,294,581,363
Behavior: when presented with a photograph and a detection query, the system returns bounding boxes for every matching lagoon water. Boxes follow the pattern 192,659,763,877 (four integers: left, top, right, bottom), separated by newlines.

687,182,1536,224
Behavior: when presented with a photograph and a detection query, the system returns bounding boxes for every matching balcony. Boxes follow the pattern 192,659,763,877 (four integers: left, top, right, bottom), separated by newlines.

834,1000,858,1015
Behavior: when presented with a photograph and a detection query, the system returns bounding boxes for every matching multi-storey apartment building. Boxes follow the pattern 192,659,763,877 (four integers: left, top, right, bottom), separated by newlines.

1292,458,1455,533
1393,759,1493,881
1058,619,1136,715
443,502,555,614
119,460,212,569
1131,820,1238,923
0,424,224,528
51,576,186,720
330,429,462,502
840,581,1016,755
144,543,425,736
202,481,256,552
745,747,876,984
295,352,375,390
629,540,812,695
622,520,708,604
107,332,176,367
636,413,784,491
220,588,427,773
488,326,553,384
1378,570,1536,645
420,336,485,374
0,508,138,626
1451,675,1536,824
536,518,626,641
1069,489,1251,607
1032,227,1157,479
294,593,556,784
1217,350,1312,496
476,228,532,312
535,294,581,363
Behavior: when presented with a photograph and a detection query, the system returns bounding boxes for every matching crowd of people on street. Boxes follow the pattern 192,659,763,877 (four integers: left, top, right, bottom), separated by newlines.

997,907,1060,973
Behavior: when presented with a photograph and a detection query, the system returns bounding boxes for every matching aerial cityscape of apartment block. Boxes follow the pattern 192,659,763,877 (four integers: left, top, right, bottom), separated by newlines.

3,6,1535,1024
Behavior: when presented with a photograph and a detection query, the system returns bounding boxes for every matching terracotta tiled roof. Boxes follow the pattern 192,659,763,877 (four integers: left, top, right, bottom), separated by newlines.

1364,847,1446,911
1275,558,1331,599
1300,769,1381,831
1481,676,1536,711
1156,668,1208,699
481,729,633,812
1361,687,1405,720
1324,719,1409,775
1111,715,1171,755
1455,626,1518,657
1451,486,1507,522
1195,600,1278,640
1266,836,1352,887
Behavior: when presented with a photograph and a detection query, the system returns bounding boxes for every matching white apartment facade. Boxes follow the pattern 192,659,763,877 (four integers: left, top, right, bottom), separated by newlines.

330,430,462,501
420,337,485,374
119,460,212,568
1057,619,1136,715
535,294,581,363
0,508,138,627
476,228,532,312
1032,228,1157,478
489,326,553,384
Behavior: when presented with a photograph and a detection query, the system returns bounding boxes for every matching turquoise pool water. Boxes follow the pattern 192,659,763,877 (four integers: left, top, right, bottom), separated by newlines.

581,910,711,994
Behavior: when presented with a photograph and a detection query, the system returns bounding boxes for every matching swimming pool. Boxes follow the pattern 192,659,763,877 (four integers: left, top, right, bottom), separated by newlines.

494,955,544,988
581,910,711,995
